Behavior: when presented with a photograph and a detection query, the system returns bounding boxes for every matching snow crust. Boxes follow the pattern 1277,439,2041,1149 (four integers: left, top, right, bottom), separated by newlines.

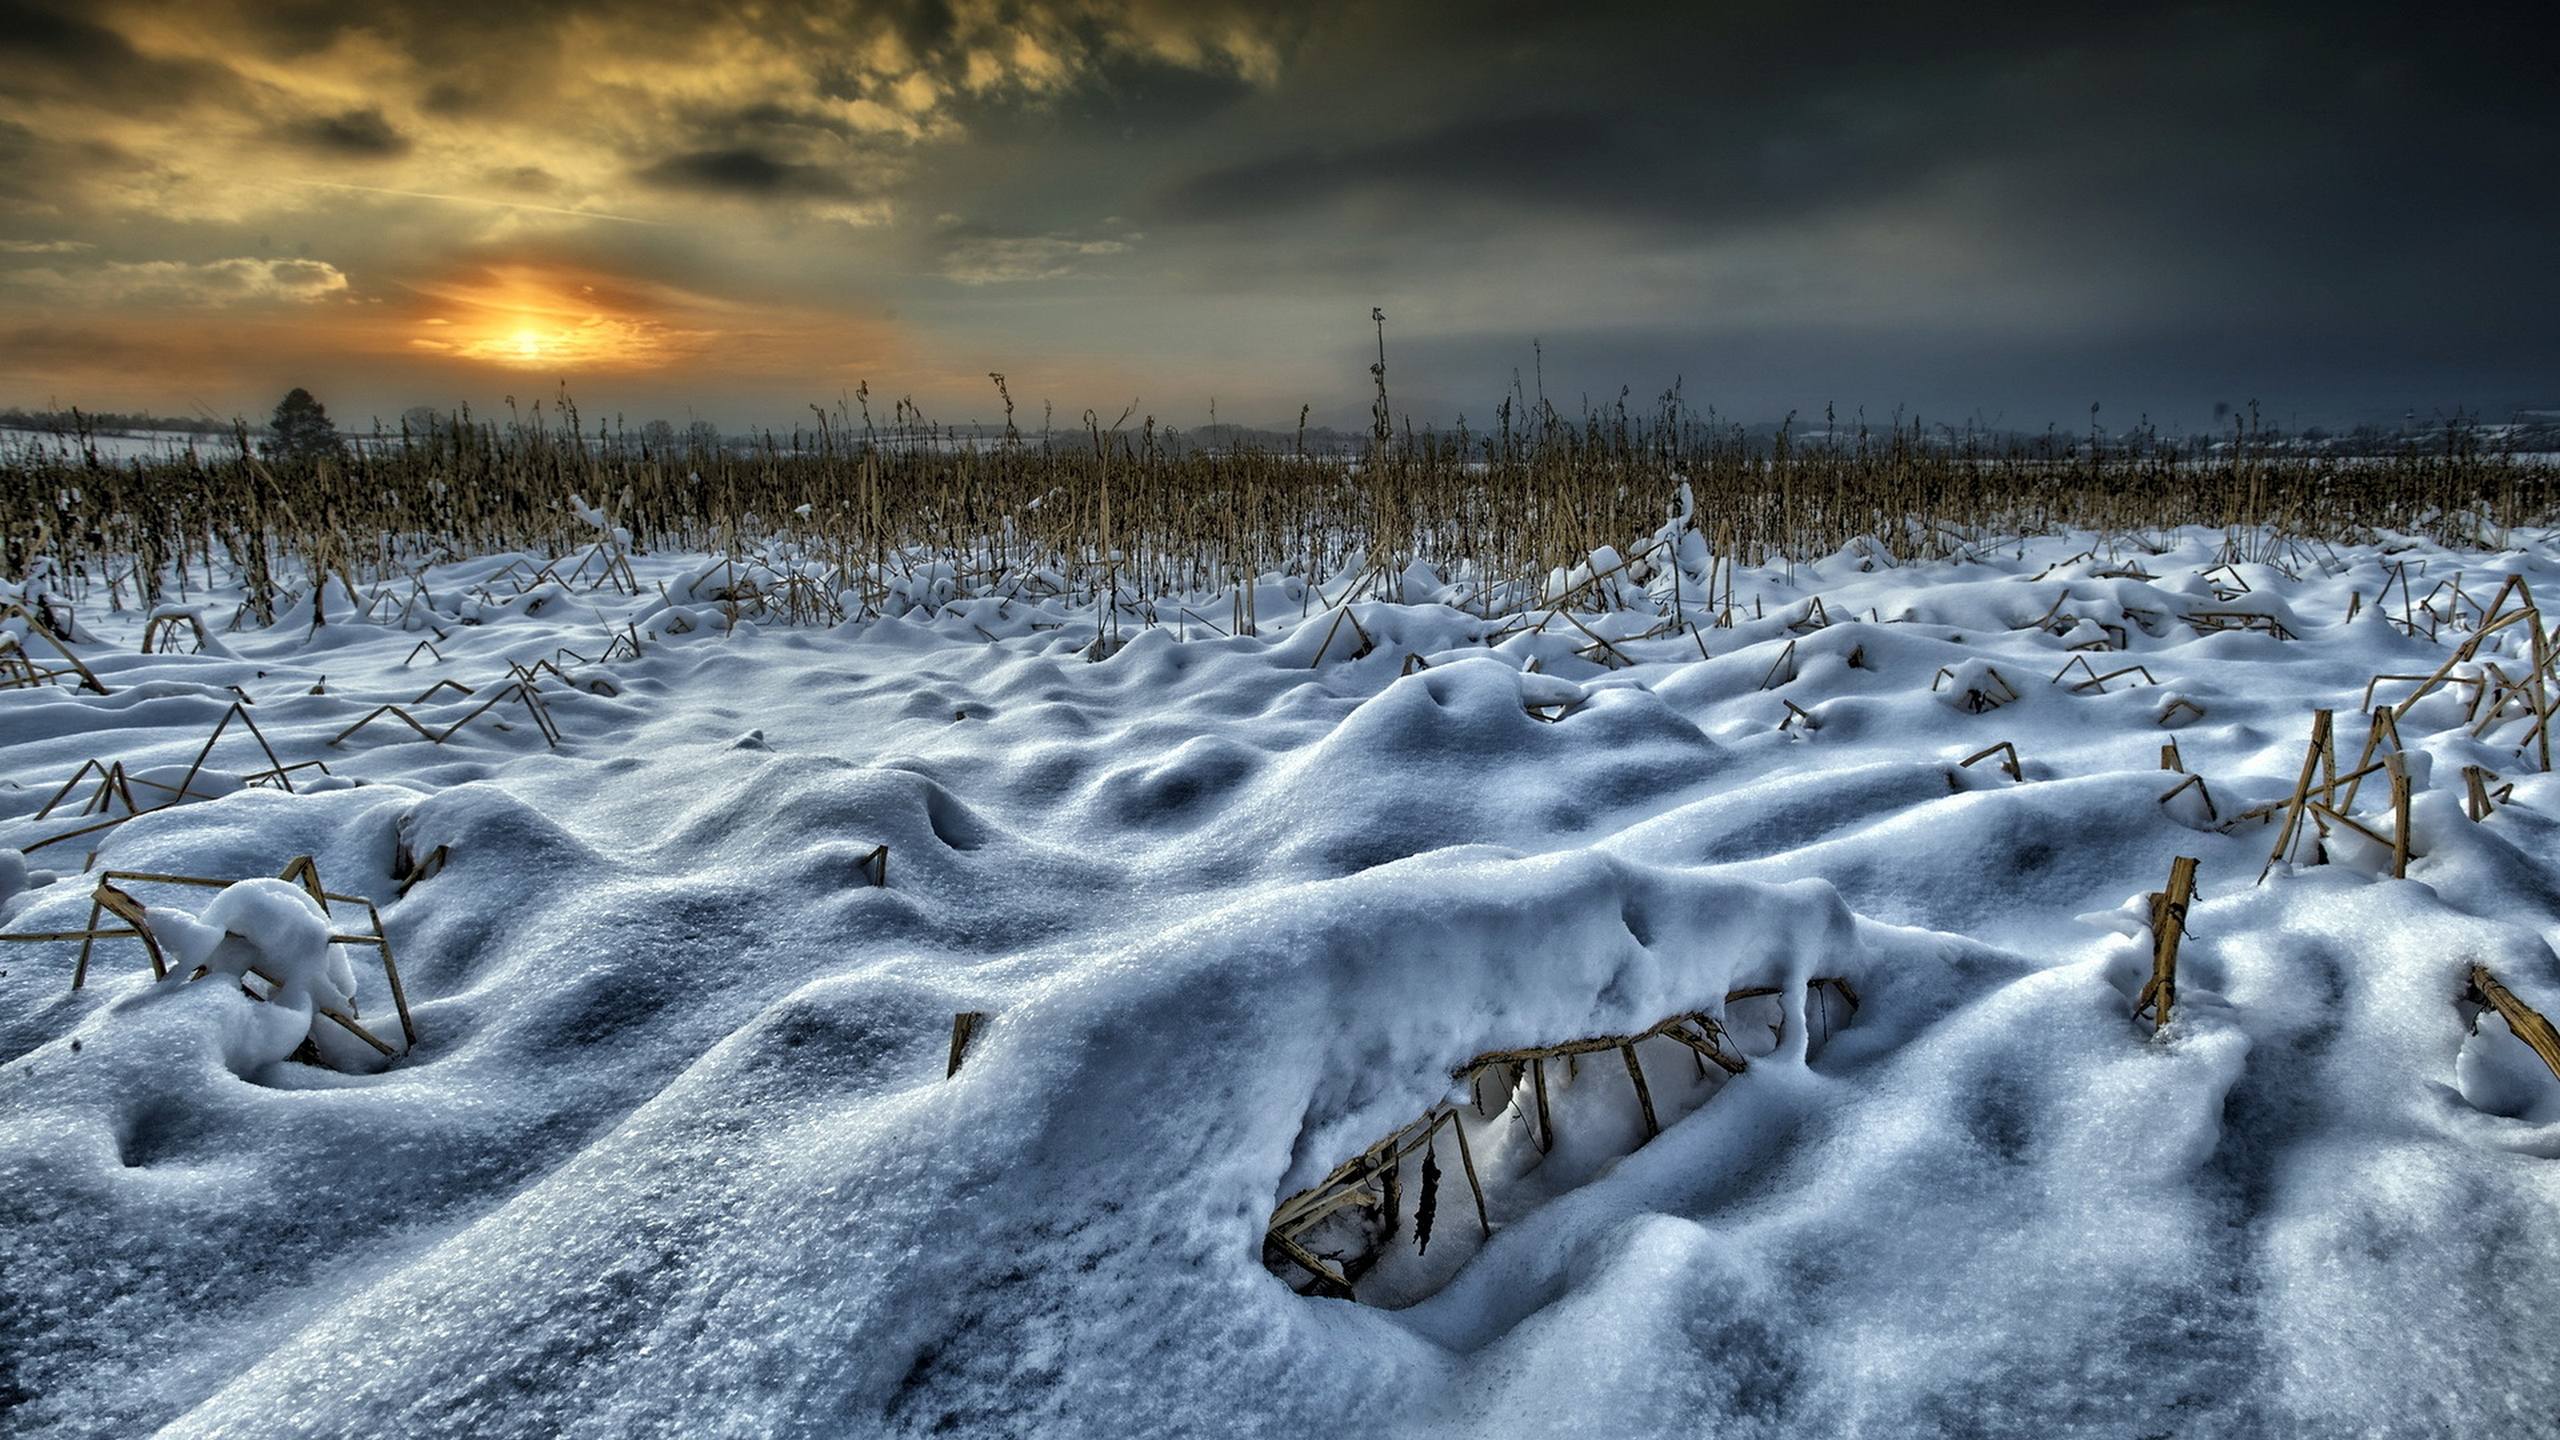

4,526,2560,1436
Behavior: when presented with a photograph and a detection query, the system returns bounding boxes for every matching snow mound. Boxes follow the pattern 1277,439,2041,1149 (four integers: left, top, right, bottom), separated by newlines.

143,877,375,1075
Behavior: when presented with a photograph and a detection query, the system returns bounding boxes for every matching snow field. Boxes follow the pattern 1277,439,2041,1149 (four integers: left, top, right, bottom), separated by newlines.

3,524,2559,1437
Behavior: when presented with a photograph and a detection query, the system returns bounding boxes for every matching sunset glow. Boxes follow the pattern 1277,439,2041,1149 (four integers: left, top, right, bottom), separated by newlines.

395,268,695,374
449,319,643,371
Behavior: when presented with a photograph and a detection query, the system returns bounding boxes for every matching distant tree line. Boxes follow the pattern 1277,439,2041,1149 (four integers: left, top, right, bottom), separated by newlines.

15,391,2558,468
0,406,236,437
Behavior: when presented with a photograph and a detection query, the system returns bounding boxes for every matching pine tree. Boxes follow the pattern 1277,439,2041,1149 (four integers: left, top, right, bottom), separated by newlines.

268,387,339,462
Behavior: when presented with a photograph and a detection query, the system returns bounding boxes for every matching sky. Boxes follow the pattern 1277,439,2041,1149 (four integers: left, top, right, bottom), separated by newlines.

1,1,2552,435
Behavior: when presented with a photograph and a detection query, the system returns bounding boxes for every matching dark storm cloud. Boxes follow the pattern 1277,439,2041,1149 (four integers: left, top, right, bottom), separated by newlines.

281,107,412,157
633,148,865,200
955,50,1259,146
1121,0,2558,422
0,0,240,109
1160,1,2555,238
0,0,144,68
878,0,958,61
1156,109,1824,228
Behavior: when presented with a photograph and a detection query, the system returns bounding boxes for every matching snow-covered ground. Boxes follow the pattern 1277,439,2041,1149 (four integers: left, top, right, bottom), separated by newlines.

0,427,241,465
0,428,416,465
4,524,2559,1437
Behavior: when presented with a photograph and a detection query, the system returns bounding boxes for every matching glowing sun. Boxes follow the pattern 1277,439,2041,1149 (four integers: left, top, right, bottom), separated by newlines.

405,268,686,372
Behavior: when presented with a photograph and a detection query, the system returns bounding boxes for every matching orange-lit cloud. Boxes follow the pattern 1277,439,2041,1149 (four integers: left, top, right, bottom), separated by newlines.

5,257,350,307
3,0,1290,229
0,0,1288,418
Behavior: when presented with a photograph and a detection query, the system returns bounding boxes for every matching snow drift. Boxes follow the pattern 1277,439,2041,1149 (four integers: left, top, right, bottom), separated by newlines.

5,527,2560,1437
